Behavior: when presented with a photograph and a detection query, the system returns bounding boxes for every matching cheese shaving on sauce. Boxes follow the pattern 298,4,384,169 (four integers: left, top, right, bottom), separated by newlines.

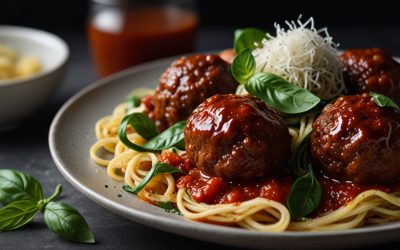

252,17,346,100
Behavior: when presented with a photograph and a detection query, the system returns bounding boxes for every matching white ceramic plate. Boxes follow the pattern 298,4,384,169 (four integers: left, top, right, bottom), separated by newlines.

49,56,400,249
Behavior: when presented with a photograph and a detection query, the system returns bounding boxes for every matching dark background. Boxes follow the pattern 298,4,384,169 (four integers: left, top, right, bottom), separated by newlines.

1,0,400,53
1,0,400,29
1,1,400,250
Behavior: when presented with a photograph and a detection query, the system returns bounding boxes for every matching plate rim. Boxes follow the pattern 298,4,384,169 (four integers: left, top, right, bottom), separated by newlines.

48,55,400,248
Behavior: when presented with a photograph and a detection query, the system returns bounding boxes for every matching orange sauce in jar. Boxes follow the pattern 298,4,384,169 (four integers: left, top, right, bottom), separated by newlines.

88,6,198,77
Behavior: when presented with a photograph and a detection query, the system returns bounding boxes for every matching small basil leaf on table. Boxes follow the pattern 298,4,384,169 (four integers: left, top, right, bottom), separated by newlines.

158,202,182,215
245,72,321,114
0,169,44,205
231,48,256,84
234,28,266,54
119,115,186,152
0,200,39,231
44,201,95,244
122,112,159,140
123,162,184,195
287,170,322,219
369,92,399,110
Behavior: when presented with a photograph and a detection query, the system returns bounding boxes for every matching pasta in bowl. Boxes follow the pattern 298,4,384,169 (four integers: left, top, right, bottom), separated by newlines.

0,25,69,128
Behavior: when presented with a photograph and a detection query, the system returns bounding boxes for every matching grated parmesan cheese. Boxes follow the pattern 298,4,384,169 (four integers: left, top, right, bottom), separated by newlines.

252,17,346,100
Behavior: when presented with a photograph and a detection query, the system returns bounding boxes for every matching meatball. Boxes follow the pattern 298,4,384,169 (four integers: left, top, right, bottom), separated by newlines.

185,94,291,182
150,54,238,131
341,48,400,102
311,93,400,184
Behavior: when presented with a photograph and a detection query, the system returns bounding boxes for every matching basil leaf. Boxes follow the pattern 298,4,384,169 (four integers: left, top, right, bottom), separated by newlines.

44,202,95,244
145,121,186,150
0,169,44,205
234,28,266,54
369,92,399,110
126,95,141,109
231,49,256,84
0,200,39,231
158,202,182,215
119,117,186,152
287,171,322,219
245,72,321,114
123,162,184,194
293,133,312,177
122,112,159,140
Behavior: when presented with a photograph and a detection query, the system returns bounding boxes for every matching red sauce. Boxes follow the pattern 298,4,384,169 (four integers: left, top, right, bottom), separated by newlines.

312,173,395,217
162,152,400,217
177,168,293,204
161,151,194,173
88,7,198,77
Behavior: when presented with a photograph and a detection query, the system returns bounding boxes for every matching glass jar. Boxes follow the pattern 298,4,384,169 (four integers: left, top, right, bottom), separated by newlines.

87,0,198,77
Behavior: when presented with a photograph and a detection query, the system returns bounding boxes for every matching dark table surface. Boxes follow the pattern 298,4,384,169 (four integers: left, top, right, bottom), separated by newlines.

1,25,400,250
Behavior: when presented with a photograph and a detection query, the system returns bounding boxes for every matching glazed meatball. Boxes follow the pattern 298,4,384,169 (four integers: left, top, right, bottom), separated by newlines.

341,48,400,102
150,54,238,131
185,94,291,182
311,93,400,184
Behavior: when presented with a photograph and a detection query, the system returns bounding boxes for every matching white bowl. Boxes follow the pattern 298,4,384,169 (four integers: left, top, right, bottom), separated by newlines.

0,25,69,129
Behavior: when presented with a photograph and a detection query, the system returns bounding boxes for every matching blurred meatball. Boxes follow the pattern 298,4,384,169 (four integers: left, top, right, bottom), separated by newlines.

150,54,238,131
311,93,400,184
219,49,236,64
341,48,400,102
185,94,291,182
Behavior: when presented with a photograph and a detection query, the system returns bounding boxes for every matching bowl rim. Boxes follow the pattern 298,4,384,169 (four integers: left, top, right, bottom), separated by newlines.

0,25,70,87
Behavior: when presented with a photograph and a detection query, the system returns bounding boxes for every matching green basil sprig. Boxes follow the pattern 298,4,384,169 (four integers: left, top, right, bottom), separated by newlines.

232,49,321,114
126,95,141,110
125,88,154,110
287,132,322,219
0,170,94,244
287,167,322,219
232,49,256,84
0,169,44,205
158,201,182,215
234,28,266,54
123,162,184,195
122,112,159,140
0,200,39,231
44,202,94,243
119,113,186,152
292,133,312,177
369,92,399,110
245,72,321,114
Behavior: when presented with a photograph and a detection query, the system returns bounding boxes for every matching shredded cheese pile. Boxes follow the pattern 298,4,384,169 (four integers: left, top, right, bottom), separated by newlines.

253,17,346,100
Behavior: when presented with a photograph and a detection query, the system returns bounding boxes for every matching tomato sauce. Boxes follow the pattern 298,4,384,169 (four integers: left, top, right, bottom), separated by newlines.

88,7,198,77
162,152,400,217
161,151,194,173
312,173,400,217
177,168,293,205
